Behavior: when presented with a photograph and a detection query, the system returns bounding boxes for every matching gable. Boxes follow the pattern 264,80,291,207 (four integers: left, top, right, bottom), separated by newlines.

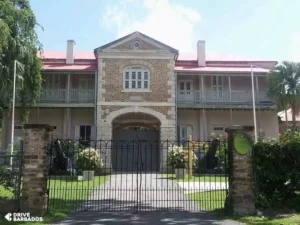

111,38,160,51
95,31,178,53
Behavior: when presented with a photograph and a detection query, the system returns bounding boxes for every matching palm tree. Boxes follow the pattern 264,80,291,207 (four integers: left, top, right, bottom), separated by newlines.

267,61,300,131
268,61,300,129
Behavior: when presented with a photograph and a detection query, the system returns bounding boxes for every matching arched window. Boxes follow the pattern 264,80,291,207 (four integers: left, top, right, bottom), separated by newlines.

123,66,150,92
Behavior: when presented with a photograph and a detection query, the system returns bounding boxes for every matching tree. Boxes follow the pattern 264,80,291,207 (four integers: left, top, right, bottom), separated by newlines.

267,61,300,130
0,0,42,129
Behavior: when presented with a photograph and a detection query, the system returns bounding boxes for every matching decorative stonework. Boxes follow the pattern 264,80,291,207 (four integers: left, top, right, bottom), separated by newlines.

21,124,51,216
111,38,160,50
225,125,256,216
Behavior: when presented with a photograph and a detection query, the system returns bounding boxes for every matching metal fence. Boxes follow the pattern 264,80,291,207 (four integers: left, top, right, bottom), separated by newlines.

0,141,23,213
47,139,229,213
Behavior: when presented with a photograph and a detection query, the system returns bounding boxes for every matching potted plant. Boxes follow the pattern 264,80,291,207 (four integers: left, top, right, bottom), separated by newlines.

77,148,102,181
167,146,187,179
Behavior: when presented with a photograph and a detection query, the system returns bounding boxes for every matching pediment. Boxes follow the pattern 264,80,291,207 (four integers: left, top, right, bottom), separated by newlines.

95,31,178,53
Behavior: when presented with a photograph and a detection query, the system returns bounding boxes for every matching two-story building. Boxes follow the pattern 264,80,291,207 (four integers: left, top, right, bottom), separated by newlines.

1,31,278,170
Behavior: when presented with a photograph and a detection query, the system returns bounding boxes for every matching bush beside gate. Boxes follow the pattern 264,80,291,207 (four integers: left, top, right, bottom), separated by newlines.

253,131,300,211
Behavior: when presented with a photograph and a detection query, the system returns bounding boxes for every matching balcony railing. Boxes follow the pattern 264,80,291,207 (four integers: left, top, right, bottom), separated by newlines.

38,89,95,104
177,90,273,105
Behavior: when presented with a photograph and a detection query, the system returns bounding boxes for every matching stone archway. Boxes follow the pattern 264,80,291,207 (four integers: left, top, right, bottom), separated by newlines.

111,112,161,172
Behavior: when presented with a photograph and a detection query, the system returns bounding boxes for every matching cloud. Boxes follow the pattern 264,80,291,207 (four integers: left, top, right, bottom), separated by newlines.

288,32,300,61
101,0,201,52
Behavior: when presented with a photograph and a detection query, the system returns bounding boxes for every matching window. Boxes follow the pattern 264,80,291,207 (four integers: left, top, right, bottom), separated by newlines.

213,126,224,132
123,66,150,91
179,125,193,146
79,79,93,90
80,125,91,140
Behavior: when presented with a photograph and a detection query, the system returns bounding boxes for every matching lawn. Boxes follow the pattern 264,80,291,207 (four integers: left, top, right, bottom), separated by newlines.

0,175,109,225
0,185,14,200
187,190,227,211
164,173,228,182
231,214,300,225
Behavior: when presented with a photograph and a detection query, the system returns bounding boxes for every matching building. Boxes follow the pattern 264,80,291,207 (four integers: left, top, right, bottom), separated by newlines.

1,32,279,169
278,109,300,133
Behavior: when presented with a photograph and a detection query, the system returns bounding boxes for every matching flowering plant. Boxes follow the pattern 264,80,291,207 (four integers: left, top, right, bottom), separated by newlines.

167,145,198,168
77,148,103,171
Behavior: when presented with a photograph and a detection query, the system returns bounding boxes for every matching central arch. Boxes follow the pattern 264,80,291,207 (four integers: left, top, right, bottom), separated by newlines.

111,112,161,172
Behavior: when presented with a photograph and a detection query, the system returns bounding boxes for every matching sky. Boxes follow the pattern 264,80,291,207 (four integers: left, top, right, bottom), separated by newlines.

30,0,300,61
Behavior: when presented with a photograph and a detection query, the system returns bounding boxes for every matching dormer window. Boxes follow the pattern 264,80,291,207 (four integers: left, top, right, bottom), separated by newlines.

123,66,150,92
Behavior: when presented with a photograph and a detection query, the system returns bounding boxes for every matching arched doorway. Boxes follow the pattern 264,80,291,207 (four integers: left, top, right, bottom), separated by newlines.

112,112,160,172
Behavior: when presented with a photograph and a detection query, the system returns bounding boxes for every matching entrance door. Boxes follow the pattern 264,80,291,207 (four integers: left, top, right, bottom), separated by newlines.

212,76,223,100
178,81,193,101
112,129,159,172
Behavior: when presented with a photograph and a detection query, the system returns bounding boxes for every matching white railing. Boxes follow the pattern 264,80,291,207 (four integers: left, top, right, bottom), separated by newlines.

38,89,95,103
39,89,67,103
177,90,272,104
69,89,95,103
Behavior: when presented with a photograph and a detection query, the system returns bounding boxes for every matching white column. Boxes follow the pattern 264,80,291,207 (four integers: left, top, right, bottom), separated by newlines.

256,76,261,130
229,76,233,125
66,73,70,103
201,76,204,101
202,108,207,140
68,108,71,139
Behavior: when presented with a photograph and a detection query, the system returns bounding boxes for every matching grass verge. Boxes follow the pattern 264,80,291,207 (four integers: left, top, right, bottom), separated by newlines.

187,190,226,211
0,175,109,225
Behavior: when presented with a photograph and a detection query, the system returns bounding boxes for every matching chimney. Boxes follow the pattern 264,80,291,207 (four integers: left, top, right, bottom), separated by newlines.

197,40,206,67
66,40,75,64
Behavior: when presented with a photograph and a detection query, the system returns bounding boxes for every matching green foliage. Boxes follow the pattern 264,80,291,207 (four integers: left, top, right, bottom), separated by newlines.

77,148,103,171
0,0,42,127
253,131,300,210
267,61,300,129
0,167,15,191
167,145,197,169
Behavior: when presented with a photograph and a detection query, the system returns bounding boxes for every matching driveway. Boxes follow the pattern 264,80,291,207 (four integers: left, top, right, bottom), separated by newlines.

57,174,242,225
80,173,198,212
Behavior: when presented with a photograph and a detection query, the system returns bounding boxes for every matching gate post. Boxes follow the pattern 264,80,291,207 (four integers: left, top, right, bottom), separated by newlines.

21,124,51,216
225,125,256,216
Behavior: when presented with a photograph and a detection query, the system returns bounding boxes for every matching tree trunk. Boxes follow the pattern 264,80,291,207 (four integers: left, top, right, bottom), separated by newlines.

292,106,296,131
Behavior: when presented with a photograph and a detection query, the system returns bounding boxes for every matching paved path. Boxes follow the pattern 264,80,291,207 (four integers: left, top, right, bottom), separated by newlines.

56,211,244,225
80,173,199,212
177,182,228,194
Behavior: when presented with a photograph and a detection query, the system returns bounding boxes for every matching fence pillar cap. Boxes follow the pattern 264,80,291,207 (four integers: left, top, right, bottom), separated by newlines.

23,124,53,131
225,125,254,132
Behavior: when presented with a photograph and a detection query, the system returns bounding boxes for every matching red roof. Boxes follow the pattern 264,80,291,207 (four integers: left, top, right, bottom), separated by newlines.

175,66,270,73
39,51,95,60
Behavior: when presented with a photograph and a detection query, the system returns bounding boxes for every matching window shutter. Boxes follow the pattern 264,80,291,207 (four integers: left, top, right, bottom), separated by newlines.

74,126,80,140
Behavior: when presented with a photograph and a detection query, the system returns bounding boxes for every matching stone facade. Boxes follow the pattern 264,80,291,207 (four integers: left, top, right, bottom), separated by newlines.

21,124,50,216
95,35,177,171
111,38,160,50
226,125,256,216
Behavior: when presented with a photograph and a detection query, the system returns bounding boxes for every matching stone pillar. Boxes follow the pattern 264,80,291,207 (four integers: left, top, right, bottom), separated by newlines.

225,125,256,216
22,124,51,216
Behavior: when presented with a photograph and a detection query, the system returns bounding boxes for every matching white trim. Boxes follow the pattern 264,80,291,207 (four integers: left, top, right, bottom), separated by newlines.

97,52,175,59
105,106,169,127
98,102,175,106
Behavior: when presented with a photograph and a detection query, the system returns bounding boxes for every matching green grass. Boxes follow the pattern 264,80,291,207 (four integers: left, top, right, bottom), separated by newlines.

0,175,109,225
0,185,14,200
187,190,227,211
163,173,228,182
231,214,300,225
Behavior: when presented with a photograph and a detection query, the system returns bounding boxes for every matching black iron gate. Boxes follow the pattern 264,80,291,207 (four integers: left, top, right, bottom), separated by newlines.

47,139,229,213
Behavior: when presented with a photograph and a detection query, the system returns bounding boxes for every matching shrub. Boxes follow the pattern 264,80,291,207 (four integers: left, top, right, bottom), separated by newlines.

167,145,197,169
253,131,300,210
77,148,103,171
